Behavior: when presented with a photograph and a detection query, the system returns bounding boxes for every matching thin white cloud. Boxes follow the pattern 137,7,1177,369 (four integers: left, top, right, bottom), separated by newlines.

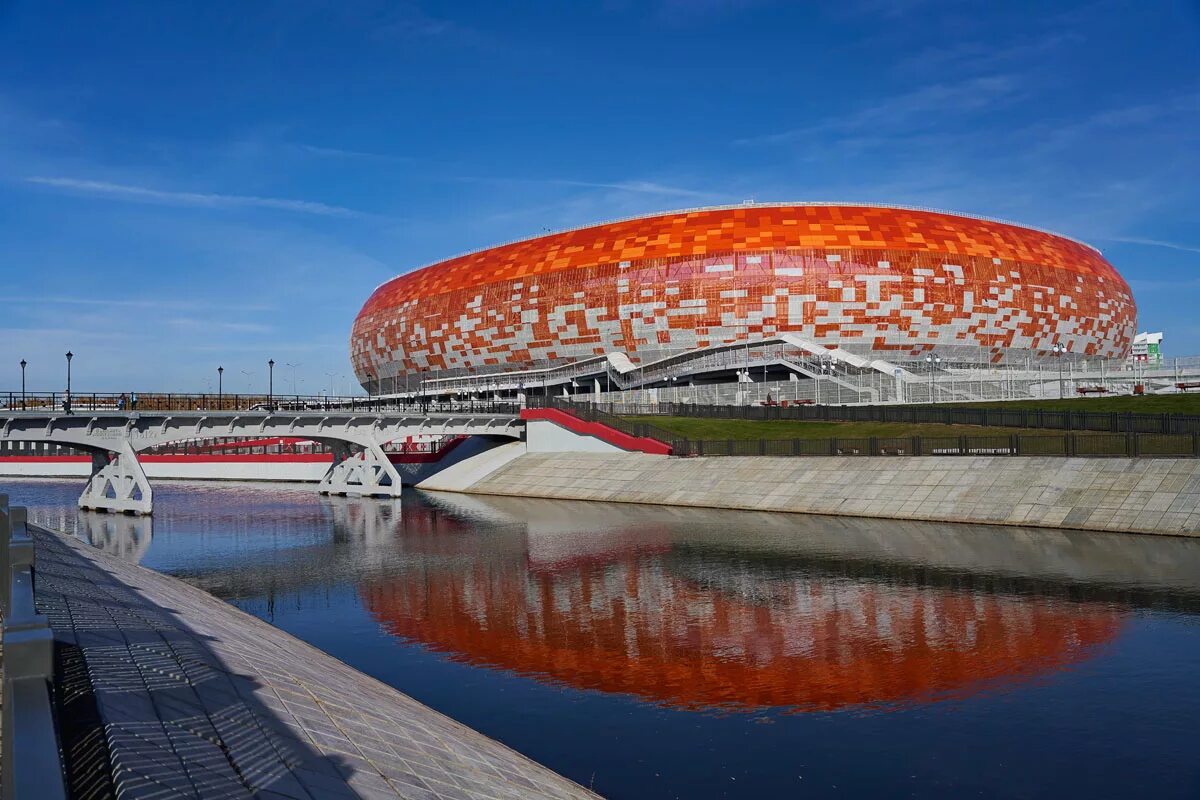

454,175,719,199
735,75,1021,146
24,176,363,217
292,143,411,162
1104,236,1200,255
896,32,1084,76
554,179,717,199
7,296,275,312
167,318,273,334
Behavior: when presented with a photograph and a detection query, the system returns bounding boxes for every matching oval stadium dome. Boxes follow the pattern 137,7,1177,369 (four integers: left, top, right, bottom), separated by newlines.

350,203,1135,396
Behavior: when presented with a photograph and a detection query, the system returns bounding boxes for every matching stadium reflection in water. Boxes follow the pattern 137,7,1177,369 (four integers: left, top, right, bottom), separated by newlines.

43,485,1200,715
360,500,1124,713
16,480,1200,799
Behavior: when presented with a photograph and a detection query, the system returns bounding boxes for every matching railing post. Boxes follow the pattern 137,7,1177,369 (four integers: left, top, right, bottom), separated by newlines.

830,437,838,456
911,436,920,457
1193,432,1199,458
869,437,878,456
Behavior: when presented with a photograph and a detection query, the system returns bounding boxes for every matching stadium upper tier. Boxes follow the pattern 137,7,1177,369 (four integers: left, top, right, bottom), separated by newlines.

350,203,1136,391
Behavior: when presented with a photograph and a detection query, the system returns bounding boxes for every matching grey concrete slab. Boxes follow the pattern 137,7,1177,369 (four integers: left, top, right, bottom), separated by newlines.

458,453,1200,537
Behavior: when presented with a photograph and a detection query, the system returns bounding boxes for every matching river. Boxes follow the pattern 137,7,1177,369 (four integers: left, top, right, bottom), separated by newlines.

6,478,1200,798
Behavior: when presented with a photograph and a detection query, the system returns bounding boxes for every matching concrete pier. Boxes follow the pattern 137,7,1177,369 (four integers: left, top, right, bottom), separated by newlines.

29,524,599,800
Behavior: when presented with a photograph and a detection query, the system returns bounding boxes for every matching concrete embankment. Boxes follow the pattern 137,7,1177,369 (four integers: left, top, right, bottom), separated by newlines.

428,451,1200,537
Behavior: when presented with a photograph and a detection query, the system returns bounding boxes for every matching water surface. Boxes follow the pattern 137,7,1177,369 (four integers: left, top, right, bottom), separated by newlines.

7,478,1200,799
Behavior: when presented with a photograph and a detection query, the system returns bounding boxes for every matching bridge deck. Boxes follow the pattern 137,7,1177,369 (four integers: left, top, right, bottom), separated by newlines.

30,526,598,800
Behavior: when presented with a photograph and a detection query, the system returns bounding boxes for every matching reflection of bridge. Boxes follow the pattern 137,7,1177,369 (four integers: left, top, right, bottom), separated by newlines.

0,411,522,515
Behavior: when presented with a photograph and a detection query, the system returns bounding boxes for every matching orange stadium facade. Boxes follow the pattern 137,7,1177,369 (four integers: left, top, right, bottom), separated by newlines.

350,203,1136,395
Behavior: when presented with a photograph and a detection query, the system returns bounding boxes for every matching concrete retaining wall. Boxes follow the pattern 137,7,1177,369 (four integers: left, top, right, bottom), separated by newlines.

526,419,623,453
456,452,1200,537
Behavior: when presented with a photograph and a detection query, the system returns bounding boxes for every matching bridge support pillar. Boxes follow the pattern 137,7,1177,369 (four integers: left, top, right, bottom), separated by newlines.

318,440,403,499
79,442,153,516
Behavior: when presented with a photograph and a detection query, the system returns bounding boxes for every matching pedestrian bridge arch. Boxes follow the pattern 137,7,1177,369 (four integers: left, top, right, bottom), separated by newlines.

0,411,524,515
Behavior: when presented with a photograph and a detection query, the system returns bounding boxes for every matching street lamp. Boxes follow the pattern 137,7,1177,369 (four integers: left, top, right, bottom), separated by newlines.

268,359,275,407
20,359,26,410
1052,343,1067,399
925,352,942,402
65,351,73,414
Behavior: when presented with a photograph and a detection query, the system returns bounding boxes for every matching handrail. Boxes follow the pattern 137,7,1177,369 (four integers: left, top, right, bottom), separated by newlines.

1,495,68,800
526,398,1200,458
0,393,524,415
586,401,1200,435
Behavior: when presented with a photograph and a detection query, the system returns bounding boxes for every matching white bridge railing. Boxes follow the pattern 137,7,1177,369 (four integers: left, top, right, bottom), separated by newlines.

1,495,67,799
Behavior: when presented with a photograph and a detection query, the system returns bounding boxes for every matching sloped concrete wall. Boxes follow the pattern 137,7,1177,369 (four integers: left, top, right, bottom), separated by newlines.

526,419,623,453
459,452,1200,537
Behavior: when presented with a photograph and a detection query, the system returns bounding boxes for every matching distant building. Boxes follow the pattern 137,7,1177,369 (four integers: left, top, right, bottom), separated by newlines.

1129,331,1164,366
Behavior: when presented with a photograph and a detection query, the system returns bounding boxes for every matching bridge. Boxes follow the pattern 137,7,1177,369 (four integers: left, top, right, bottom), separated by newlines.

0,409,524,515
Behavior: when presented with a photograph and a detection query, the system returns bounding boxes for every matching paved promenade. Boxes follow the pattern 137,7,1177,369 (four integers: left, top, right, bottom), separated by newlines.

30,525,600,800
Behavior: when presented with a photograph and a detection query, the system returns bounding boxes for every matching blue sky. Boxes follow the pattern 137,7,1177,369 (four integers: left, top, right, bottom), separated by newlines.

1,0,1197,393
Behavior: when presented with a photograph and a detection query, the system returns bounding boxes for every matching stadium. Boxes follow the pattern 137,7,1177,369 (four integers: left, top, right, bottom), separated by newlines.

350,203,1137,404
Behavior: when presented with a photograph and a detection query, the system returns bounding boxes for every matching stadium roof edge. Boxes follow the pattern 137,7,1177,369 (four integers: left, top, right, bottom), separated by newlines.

367,202,1104,296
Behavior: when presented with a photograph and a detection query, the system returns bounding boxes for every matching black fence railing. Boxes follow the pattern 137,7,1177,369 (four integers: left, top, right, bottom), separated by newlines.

531,398,1200,458
580,401,1200,435
0,391,521,415
669,432,1200,458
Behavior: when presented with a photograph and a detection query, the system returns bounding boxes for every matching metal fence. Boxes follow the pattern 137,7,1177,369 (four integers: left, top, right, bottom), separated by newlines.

670,432,1200,458
579,400,1200,435
529,397,1200,458
1,495,68,800
0,391,521,415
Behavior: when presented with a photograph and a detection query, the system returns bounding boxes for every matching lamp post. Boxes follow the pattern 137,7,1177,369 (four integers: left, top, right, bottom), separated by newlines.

285,362,301,395
217,366,224,409
20,359,26,410
65,351,73,414
925,353,942,402
268,359,275,407
1053,343,1066,398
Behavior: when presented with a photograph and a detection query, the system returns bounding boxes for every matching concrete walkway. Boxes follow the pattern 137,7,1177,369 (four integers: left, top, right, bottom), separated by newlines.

30,525,600,800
